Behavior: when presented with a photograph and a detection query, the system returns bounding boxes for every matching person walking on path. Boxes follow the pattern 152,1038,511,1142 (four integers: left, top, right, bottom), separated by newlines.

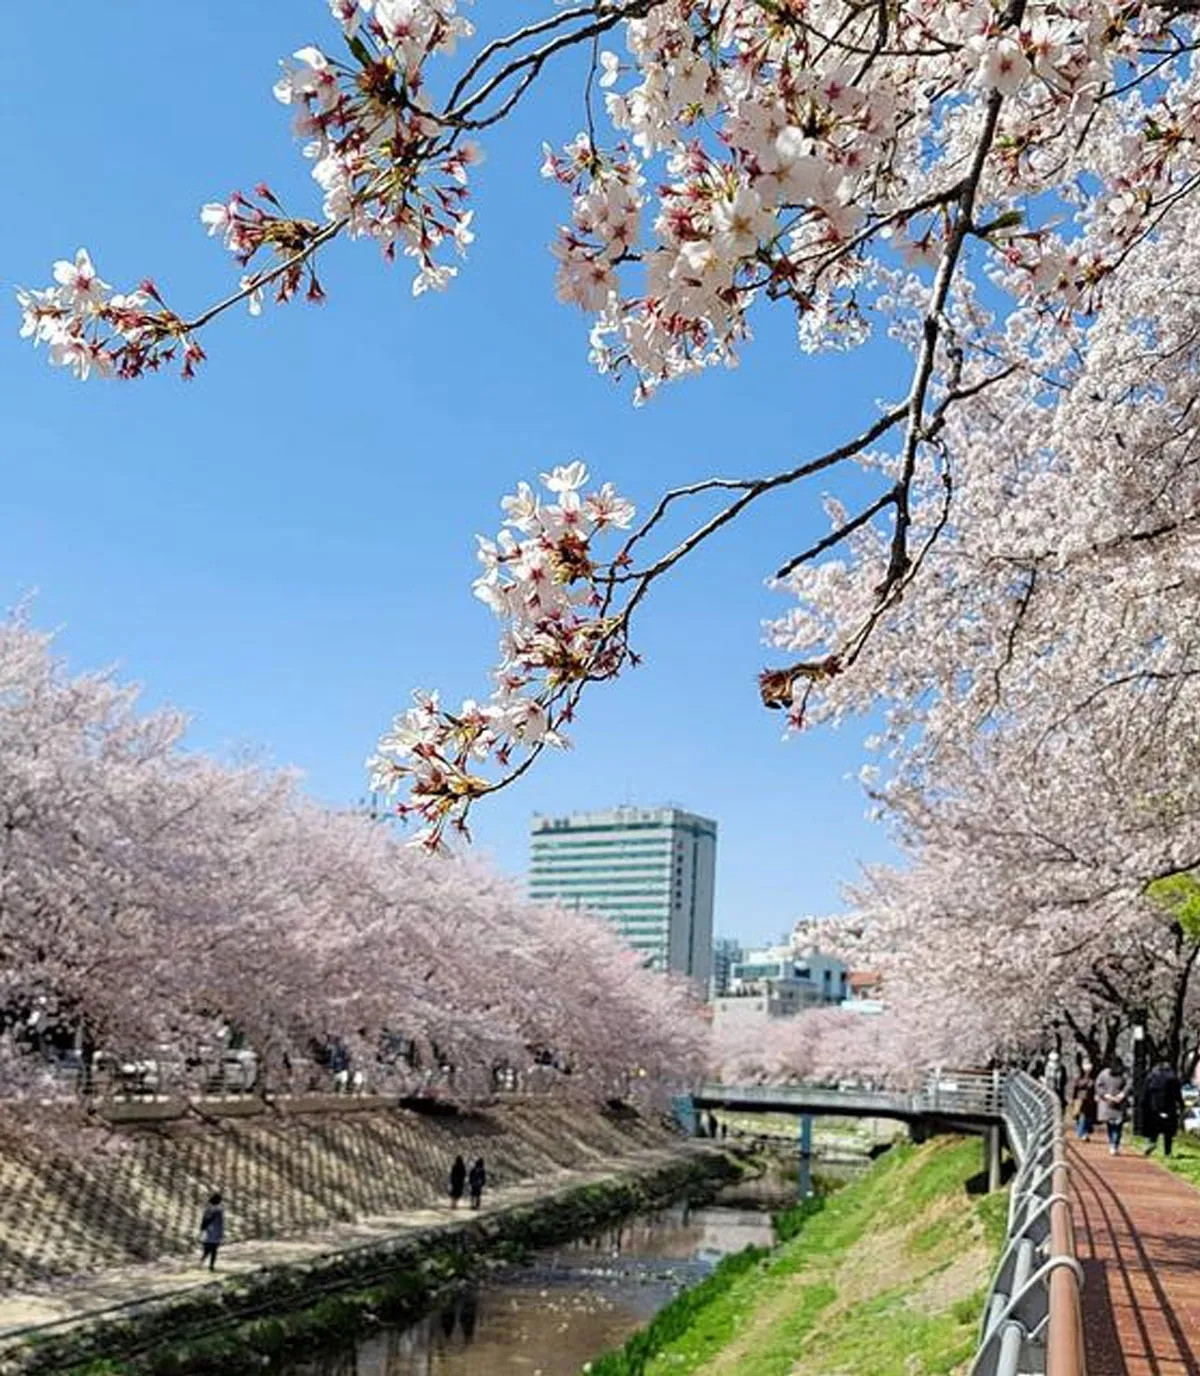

468,1157,486,1210
1096,1059,1130,1155
449,1154,466,1209
1070,1061,1098,1140
1142,1061,1186,1157
1043,1049,1067,1108
199,1192,224,1271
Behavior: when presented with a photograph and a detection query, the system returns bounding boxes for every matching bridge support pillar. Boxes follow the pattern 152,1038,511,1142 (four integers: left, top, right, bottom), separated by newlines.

908,1120,928,1144
984,1125,1002,1192
797,1114,813,1199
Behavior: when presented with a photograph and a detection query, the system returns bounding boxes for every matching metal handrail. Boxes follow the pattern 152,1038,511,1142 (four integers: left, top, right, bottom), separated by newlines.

693,1071,1005,1119
695,1069,1083,1375
970,1071,1086,1376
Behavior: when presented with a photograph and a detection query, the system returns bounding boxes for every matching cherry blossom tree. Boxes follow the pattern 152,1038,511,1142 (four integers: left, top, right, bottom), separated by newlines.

24,0,1200,1083
20,0,1200,848
0,612,706,1105
710,1004,923,1088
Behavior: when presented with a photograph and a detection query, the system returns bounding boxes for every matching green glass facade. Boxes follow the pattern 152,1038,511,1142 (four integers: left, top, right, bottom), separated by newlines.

528,807,716,985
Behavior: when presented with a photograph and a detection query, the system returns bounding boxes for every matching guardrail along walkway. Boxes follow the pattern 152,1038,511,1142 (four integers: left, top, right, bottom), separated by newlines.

1070,1139,1200,1375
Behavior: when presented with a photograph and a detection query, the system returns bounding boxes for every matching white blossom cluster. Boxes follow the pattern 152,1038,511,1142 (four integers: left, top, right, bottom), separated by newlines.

19,0,482,378
17,250,196,381
264,3,483,297
547,0,1198,395
368,463,637,848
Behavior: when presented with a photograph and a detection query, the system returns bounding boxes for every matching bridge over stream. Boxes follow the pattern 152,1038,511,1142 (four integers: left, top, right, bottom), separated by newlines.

685,1071,1006,1191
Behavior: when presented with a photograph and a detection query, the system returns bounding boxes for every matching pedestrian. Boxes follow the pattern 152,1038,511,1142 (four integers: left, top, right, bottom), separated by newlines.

449,1154,466,1209
468,1157,486,1210
199,1191,224,1271
1096,1058,1130,1155
1142,1061,1186,1157
1070,1061,1098,1140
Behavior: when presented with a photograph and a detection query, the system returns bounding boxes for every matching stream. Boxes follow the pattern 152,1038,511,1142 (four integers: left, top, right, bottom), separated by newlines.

284,1177,791,1376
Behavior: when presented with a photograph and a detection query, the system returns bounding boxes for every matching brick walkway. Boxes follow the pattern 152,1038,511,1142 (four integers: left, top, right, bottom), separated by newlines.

1069,1137,1200,1375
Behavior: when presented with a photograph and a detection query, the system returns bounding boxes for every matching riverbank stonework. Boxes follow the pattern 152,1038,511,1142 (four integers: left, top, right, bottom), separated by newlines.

0,1097,675,1291
0,1136,735,1376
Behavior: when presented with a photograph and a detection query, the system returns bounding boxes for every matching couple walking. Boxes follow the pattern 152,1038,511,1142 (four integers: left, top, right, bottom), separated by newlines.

1071,1058,1186,1156
449,1155,486,1210
1071,1059,1132,1153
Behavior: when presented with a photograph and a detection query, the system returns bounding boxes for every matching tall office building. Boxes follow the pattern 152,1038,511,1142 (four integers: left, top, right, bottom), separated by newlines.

529,806,716,987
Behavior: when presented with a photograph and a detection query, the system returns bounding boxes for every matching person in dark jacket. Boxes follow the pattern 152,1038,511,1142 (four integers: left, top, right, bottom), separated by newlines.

199,1192,225,1271
1142,1062,1186,1157
449,1155,467,1208
1070,1062,1098,1140
468,1157,486,1210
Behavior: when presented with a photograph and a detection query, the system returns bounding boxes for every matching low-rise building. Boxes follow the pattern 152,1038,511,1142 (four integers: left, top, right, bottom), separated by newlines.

710,937,743,998
710,944,849,1030
841,969,885,1015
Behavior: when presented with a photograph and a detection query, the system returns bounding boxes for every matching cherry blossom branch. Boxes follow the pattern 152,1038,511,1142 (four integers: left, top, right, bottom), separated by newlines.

445,1,659,128
612,402,909,588
773,489,898,581
889,2,1025,591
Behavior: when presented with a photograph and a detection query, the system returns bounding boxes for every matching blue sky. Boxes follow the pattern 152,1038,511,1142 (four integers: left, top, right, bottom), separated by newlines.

2,2,907,947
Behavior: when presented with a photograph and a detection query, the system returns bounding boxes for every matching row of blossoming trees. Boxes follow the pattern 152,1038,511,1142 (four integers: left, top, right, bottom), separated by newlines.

19,1,1200,1082
718,193,1200,1085
0,616,705,1107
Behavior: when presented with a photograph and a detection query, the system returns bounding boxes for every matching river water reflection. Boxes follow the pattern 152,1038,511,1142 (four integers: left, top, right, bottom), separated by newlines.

286,1193,783,1376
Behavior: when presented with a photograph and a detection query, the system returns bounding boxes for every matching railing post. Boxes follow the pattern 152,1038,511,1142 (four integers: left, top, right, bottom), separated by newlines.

984,1124,1002,1193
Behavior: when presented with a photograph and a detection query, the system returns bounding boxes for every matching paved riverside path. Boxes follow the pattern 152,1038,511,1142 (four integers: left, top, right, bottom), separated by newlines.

1069,1137,1200,1375
0,1142,694,1347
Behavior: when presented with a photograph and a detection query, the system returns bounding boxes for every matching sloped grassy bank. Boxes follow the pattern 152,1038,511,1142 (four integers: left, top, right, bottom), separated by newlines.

588,1137,1007,1376
8,1149,739,1376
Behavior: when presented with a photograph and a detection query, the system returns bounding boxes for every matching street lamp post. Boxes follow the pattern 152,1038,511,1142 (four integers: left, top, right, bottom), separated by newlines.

1131,1013,1148,1138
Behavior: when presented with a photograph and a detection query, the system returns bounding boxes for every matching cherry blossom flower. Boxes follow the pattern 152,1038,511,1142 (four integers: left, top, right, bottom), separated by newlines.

52,249,109,310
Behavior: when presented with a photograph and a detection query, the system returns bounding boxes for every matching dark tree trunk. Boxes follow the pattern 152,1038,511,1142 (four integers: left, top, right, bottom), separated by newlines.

1165,942,1200,1072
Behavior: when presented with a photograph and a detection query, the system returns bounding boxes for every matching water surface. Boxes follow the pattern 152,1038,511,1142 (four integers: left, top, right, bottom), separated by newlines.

286,1197,782,1376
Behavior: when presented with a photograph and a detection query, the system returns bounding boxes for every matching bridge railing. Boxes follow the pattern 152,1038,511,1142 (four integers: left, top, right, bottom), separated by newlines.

920,1069,1003,1117
970,1071,1085,1376
693,1080,918,1114
694,1071,1004,1120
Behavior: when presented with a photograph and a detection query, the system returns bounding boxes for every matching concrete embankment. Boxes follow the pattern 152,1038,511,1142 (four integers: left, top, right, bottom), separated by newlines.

0,1096,674,1288
0,1098,735,1374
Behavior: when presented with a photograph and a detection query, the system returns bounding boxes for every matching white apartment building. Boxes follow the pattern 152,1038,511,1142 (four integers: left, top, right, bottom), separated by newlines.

710,944,849,1030
528,806,716,986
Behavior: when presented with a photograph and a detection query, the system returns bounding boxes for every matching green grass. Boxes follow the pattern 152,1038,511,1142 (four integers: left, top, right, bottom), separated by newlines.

587,1244,774,1376
799,1284,981,1376
588,1136,1002,1376
1133,1128,1200,1190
